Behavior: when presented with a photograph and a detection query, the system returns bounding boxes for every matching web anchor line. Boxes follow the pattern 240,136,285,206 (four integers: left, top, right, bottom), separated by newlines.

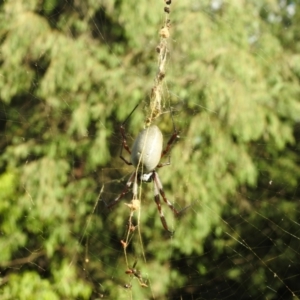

145,0,173,126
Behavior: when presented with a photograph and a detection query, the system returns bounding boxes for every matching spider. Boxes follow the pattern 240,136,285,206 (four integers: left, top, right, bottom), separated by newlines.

104,104,189,234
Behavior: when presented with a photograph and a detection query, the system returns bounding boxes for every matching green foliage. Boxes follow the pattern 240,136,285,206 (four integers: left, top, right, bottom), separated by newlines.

1,0,300,299
0,171,26,262
1,266,91,300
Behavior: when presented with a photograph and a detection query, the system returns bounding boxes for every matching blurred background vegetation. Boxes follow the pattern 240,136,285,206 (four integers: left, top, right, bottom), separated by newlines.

1,0,300,299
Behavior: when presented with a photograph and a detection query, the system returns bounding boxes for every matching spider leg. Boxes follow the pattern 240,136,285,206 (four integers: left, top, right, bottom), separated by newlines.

157,155,171,168
153,172,179,214
153,171,190,217
119,124,133,165
160,129,179,159
153,173,174,234
157,129,179,168
104,171,136,208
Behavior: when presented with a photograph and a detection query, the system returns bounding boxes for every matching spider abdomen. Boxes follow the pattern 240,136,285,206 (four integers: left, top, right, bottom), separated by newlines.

131,125,163,172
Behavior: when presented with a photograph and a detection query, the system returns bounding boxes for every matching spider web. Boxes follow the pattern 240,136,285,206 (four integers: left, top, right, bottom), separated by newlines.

1,1,300,300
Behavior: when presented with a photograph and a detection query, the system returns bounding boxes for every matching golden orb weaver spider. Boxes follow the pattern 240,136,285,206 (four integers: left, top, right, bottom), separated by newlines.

104,104,189,234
